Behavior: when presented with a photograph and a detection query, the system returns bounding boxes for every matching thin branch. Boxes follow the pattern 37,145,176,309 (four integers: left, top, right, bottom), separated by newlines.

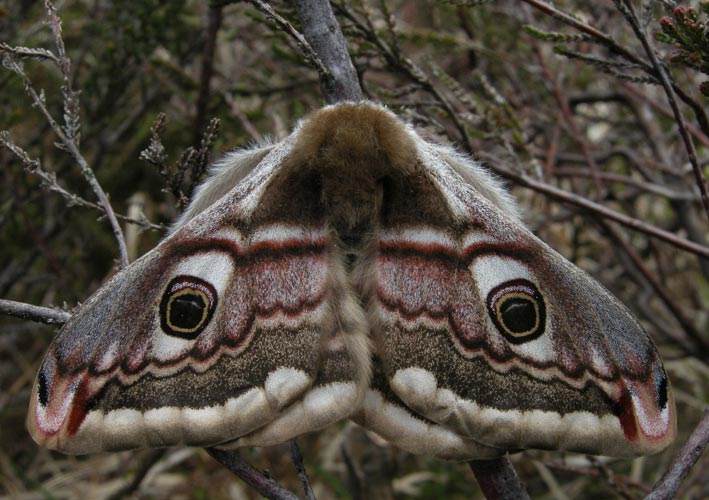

616,0,709,224
598,219,707,357
520,0,709,136
1,131,164,231
0,299,70,325
290,439,315,500
3,5,130,267
477,156,709,259
469,456,532,500
206,448,300,500
645,406,709,500
247,0,333,97
294,0,363,103
105,450,167,500
194,5,223,145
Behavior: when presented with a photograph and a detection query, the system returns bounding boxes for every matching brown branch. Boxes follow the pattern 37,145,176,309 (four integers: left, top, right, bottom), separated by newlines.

247,0,333,99
520,0,709,135
0,299,70,325
469,456,531,500
598,219,708,357
206,448,300,500
477,156,709,259
616,0,709,224
194,5,223,146
294,0,363,103
3,1,130,267
290,439,315,500
645,406,709,500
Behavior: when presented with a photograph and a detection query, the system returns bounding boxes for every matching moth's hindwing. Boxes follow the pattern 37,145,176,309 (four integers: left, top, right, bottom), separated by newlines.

27,139,370,453
368,136,676,457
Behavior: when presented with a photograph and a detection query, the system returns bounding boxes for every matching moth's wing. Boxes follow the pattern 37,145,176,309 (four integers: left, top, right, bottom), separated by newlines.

369,139,676,457
28,141,369,454
353,357,505,460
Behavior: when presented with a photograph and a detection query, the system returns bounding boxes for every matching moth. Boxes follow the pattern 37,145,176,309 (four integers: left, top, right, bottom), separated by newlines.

28,102,676,460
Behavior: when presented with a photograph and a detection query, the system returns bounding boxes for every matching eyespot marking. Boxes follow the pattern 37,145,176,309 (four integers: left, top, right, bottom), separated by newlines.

160,276,218,339
38,370,49,407
487,279,545,344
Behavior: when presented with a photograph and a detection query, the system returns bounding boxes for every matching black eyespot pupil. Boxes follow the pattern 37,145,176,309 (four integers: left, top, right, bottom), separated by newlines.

38,370,49,406
169,294,206,330
500,297,537,333
656,372,669,409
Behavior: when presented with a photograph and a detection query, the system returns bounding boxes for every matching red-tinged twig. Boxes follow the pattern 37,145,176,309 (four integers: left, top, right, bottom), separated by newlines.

645,406,709,500
0,299,70,325
533,44,605,194
469,456,531,500
615,0,709,225
622,83,709,149
520,0,709,136
206,448,300,500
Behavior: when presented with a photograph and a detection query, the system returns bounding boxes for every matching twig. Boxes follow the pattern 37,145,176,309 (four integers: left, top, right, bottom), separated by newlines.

598,219,708,356
3,2,130,267
105,449,167,500
520,0,709,136
615,0,709,224
469,456,531,500
1,132,164,231
194,5,223,145
477,156,709,259
290,439,315,500
294,0,363,103
247,0,333,98
645,406,709,500
206,448,300,500
0,299,70,325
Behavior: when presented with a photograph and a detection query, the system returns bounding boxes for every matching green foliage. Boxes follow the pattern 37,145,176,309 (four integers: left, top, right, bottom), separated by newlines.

655,3,709,95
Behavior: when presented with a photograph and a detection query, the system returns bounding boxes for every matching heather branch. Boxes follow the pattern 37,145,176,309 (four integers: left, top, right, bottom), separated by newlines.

615,0,709,224
0,299,70,325
247,0,332,94
478,155,709,259
295,0,363,103
290,439,315,500
520,0,709,136
2,17,130,267
469,457,531,500
1,131,163,230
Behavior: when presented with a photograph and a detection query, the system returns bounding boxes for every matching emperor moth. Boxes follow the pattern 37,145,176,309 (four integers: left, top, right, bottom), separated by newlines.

28,102,676,460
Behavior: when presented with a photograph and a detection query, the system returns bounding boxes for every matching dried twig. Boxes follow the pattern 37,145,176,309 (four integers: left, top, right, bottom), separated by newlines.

205,448,300,500
469,456,531,500
1,131,164,231
247,0,332,93
290,439,315,500
0,299,70,325
2,1,130,267
615,0,709,224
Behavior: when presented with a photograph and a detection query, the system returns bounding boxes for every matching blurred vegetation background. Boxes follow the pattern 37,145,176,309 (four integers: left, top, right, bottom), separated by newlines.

1,0,707,498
